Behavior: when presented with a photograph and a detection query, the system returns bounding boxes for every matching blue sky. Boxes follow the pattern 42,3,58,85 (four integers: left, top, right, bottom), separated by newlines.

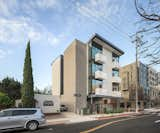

0,0,158,89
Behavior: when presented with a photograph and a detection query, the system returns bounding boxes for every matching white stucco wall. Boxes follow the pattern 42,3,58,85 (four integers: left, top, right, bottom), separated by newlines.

34,94,60,114
102,47,113,95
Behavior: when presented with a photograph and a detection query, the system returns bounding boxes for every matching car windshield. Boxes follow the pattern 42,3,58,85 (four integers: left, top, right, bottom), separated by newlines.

0,111,4,117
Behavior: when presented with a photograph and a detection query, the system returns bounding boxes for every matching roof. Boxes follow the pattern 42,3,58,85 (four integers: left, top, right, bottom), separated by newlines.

88,33,124,55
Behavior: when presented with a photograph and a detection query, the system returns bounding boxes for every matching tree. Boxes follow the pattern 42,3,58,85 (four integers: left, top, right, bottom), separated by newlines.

34,86,52,95
0,77,21,100
21,41,35,108
0,92,13,109
134,0,160,66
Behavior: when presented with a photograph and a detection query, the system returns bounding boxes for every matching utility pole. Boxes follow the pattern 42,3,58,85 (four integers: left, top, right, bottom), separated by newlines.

132,33,141,113
135,37,139,113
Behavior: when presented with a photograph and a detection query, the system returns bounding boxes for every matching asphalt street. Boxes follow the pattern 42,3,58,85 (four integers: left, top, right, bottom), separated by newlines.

4,114,160,133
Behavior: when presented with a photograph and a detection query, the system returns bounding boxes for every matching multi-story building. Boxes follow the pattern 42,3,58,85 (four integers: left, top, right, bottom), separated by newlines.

52,34,124,114
148,67,158,88
120,62,160,109
148,68,160,106
120,62,149,109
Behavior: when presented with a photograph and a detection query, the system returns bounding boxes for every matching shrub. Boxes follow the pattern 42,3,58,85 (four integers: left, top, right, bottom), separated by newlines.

0,92,13,109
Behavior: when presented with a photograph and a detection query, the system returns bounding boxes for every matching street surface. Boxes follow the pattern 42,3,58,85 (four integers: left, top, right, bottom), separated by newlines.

5,114,160,133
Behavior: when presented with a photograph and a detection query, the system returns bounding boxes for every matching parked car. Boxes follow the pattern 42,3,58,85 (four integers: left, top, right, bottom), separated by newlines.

60,105,68,112
0,108,46,131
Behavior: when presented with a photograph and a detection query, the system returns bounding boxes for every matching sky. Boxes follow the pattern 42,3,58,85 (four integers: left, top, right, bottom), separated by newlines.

0,0,159,90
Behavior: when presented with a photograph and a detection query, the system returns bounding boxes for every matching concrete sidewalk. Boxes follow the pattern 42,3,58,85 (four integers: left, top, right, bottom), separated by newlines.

46,112,142,125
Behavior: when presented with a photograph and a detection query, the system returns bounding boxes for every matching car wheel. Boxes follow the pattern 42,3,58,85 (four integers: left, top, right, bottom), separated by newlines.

27,121,39,131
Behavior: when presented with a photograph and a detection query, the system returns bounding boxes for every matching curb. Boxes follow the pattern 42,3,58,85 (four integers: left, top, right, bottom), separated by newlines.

96,113,142,120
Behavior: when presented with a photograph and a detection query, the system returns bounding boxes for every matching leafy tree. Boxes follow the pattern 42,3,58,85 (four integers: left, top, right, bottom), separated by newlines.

0,77,21,100
21,41,35,108
0,92,13,109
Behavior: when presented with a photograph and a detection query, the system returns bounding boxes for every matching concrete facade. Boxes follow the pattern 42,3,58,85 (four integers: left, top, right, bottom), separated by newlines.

51,55,63,96
61,40,87,113
120,62,148,109
120,62,160,109
52,34,124,114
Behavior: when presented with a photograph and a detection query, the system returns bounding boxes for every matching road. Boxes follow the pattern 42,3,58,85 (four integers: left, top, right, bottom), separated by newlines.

6,114,160,133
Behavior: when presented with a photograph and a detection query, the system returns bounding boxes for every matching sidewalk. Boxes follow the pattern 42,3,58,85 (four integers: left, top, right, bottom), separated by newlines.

46,112,142,125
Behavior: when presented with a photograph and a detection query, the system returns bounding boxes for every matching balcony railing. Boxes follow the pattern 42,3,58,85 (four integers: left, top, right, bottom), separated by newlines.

95,53,106,64
95,88,122,98
112,61,120,69
112,91,122,98
112,76,121,83
95,70,107,80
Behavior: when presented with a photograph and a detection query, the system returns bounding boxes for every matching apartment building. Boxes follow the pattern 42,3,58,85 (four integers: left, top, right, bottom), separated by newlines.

120,62,160,109
148,68,160,106
120,62,149,109
52,34,124,114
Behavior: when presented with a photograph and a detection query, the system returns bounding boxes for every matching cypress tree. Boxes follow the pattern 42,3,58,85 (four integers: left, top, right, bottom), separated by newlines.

22,41,35,107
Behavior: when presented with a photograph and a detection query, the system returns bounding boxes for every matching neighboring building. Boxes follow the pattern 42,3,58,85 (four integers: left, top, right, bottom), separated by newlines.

149,86,160,106
52,33,124,114
120,62,160,109
148,68,160,106
148,67,158,88
120,62,149,109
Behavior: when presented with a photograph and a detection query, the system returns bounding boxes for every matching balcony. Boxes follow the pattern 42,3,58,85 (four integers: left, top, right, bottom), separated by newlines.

112,76,121,83
112,61,120,69
95,88,122,98
112,91,122,98
95,70,107,80
95,53,106,64
95,88,107,95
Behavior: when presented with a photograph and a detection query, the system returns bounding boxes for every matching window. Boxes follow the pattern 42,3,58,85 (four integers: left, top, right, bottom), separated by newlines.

91,43,102,59
91,79,103,93
112,69,119,77
43,101,54,106
112,53,119,62
92,63,102,75
112,83,119,91
0,110,12,117
12,110,36,116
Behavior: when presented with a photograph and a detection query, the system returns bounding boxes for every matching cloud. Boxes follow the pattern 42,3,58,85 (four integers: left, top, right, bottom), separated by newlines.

0,49,12,59
0,0,63,47
0,17,61,46
76,0,120,19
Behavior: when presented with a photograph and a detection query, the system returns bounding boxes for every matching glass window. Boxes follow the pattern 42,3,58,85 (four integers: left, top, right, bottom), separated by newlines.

92,63,102,75
112,83,119,91
112,53,119,62
0,110,12,117
112,69,119,77
92,79,103,93
91,43,102,59
12,110,36,116
43,101,54,106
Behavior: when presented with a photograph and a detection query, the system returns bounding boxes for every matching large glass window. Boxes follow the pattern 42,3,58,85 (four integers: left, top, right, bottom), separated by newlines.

112,83,119,91
92,79,103,93
112,69,119,77
91,43,102,59
92,63,102,75
112,53,119,62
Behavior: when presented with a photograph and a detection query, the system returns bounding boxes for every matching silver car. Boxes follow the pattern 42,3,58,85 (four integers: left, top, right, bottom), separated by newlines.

0,108,46,131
